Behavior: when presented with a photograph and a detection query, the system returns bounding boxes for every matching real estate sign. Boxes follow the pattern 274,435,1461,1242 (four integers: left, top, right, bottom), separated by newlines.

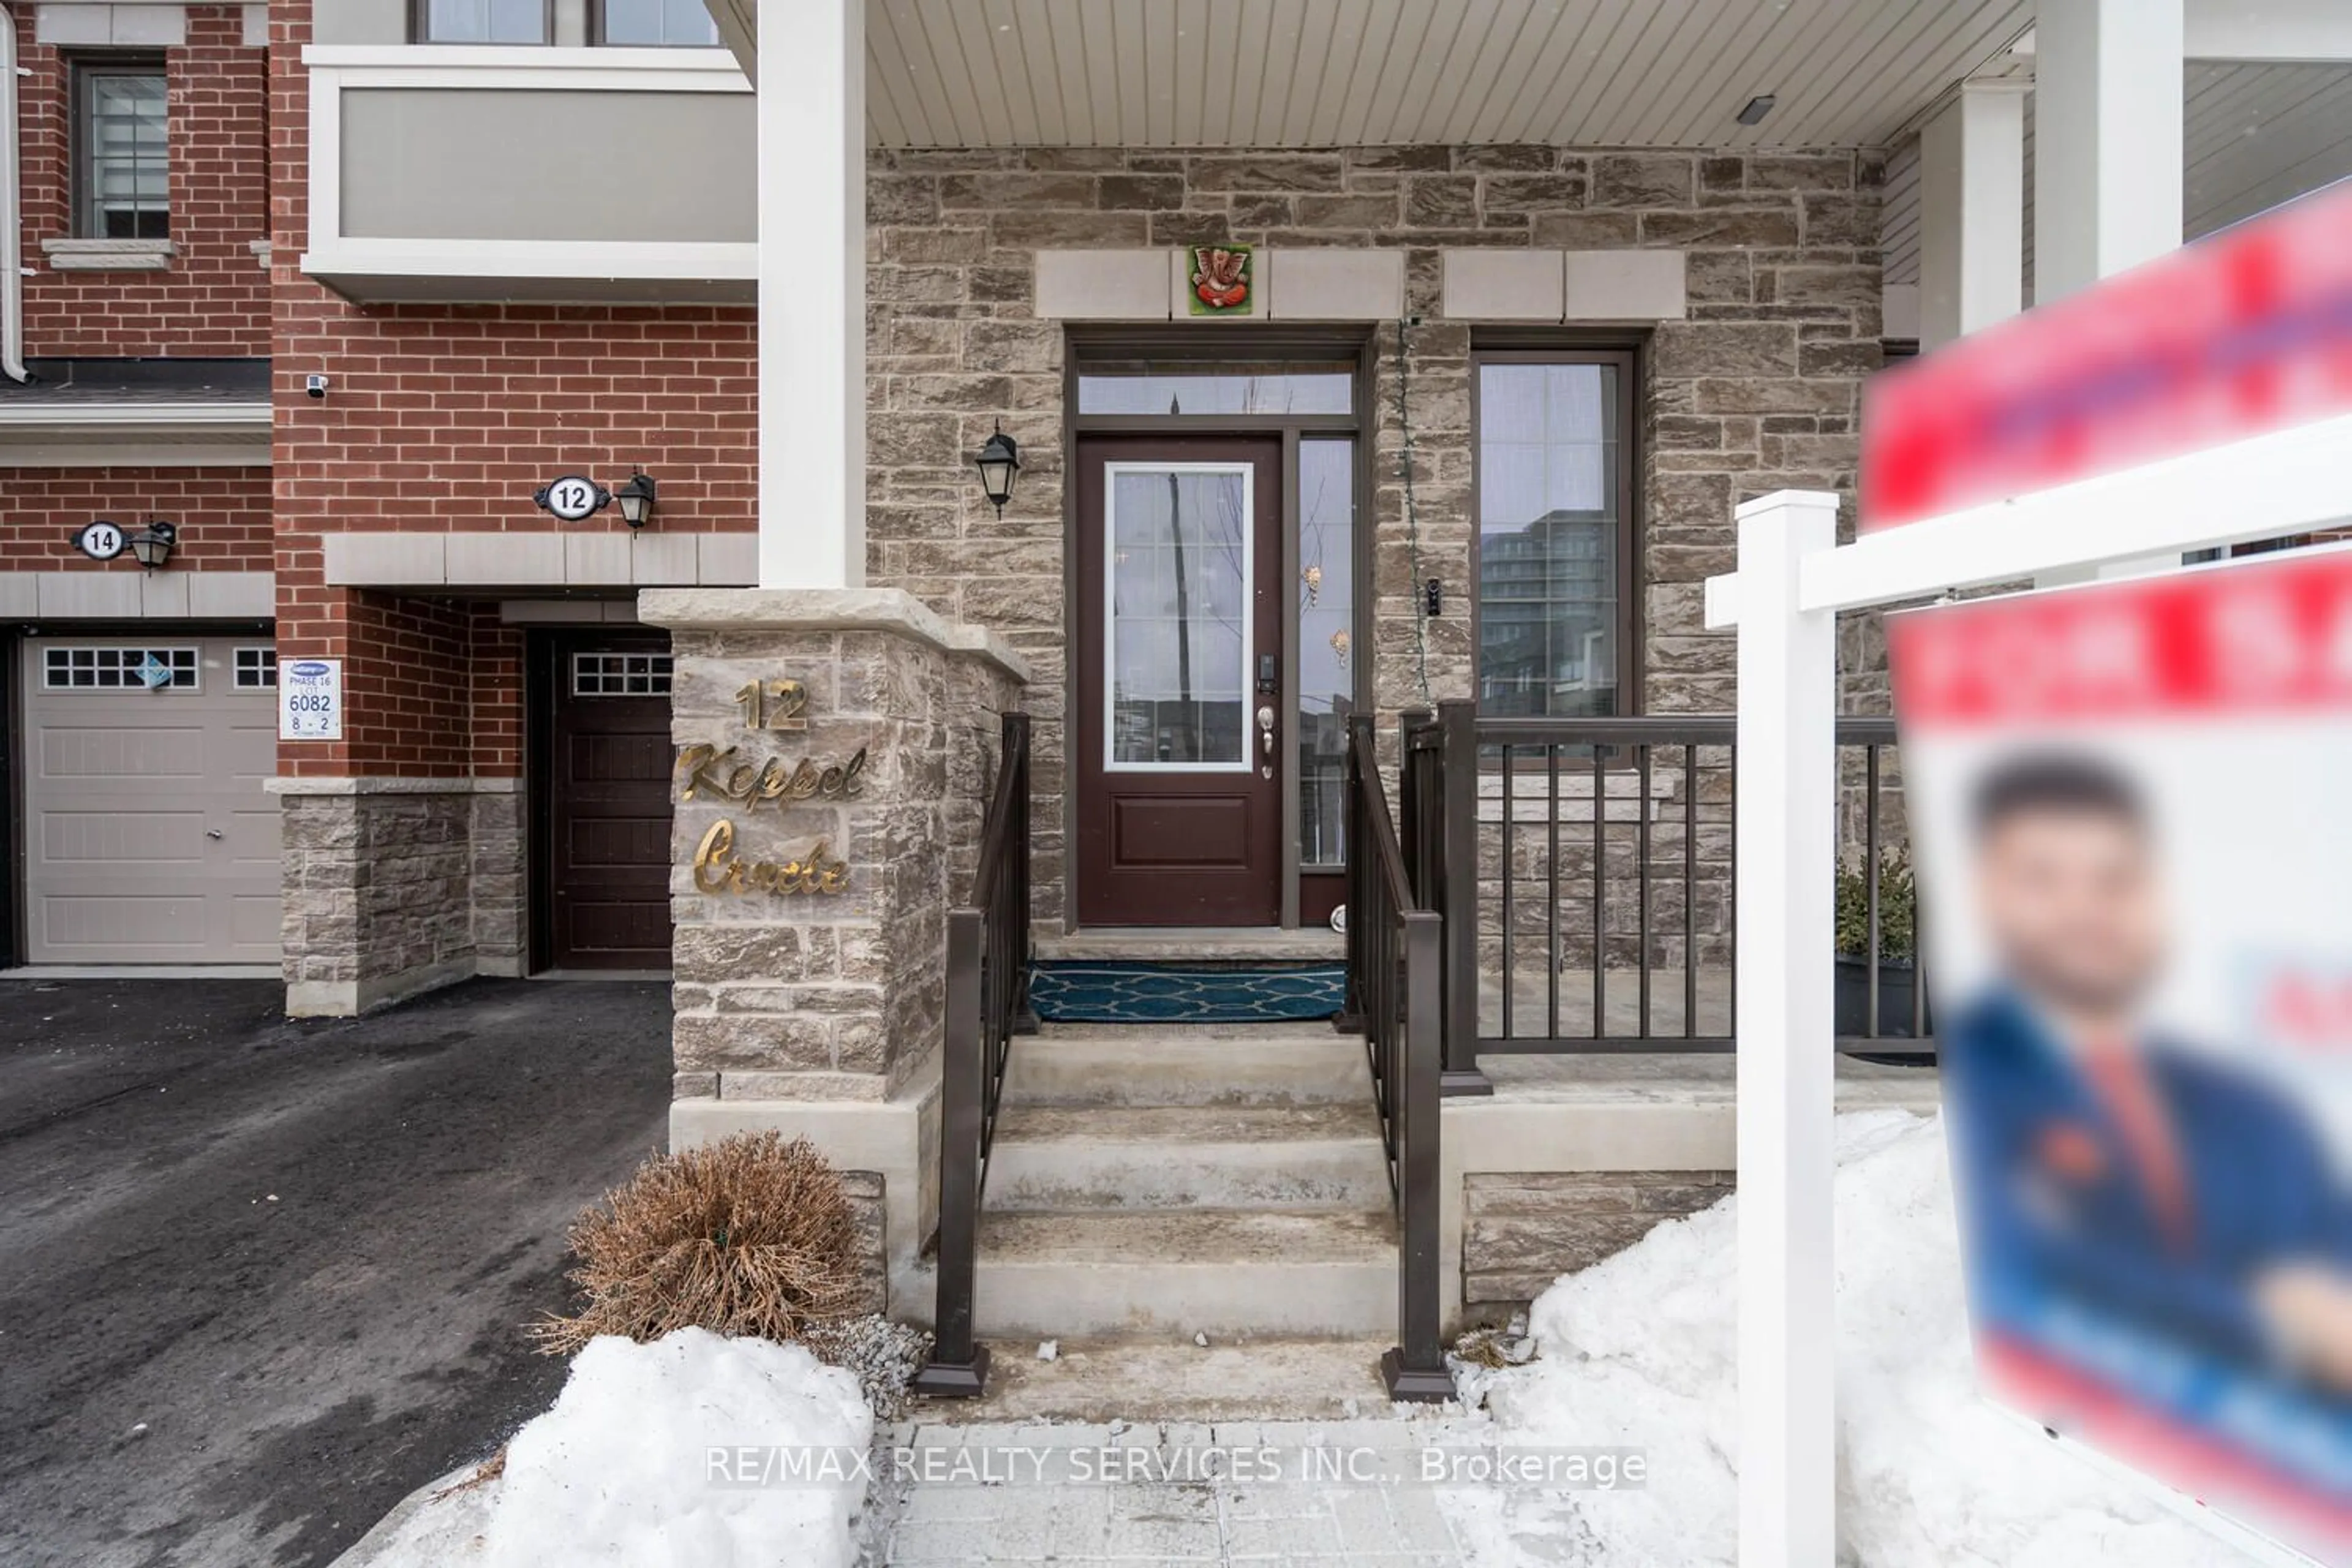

1891,548,2352,1561
1862,177,2352,534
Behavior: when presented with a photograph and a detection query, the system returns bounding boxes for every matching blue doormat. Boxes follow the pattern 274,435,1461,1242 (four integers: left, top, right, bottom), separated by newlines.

1028,962,1345,1024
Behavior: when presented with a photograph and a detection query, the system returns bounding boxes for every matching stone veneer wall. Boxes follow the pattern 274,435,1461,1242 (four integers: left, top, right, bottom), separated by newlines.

665,613,1025,1106
1462,1168,1735,1316
470,788,528,978
840,1169,888,1317
280,787,481,1015
863,145,1887,932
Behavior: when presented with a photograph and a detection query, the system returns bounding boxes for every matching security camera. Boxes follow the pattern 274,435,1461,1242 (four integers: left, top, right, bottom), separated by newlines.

304,374,330,399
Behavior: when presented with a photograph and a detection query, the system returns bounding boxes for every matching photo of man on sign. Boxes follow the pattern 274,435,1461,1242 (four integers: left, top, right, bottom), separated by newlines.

1947,751,2352,1398
1893,544,2352,1559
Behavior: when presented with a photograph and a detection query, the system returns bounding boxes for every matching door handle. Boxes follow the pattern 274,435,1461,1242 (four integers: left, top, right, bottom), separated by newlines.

205,829,224,841
1256,705,1276,778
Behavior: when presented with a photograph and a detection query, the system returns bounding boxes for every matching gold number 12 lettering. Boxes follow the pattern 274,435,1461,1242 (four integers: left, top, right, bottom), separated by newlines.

733,679,810,733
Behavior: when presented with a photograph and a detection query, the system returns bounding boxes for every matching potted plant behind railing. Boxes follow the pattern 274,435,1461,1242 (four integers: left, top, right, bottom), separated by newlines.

1834,851,1928,1042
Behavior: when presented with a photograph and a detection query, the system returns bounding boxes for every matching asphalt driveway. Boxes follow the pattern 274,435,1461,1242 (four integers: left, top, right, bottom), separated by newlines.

0,976,673,1568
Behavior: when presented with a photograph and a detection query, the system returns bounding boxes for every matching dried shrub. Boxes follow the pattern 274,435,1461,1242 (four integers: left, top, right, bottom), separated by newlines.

532,1132,864,1356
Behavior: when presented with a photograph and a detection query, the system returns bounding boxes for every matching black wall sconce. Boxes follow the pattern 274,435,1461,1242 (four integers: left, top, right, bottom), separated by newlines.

129,521,178,570
974,423,1020,518
614,470,658,529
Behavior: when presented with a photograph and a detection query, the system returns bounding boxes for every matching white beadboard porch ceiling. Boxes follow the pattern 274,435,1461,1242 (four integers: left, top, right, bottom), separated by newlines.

709,0,2034,149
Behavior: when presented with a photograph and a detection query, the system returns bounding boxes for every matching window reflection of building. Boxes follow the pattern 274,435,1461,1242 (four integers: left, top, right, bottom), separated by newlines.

1479,508,1615,718
1474,355,1627,721
1110,470,1248,766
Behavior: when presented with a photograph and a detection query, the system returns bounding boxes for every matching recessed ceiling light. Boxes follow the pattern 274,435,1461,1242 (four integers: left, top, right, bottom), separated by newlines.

1737,93,1777,126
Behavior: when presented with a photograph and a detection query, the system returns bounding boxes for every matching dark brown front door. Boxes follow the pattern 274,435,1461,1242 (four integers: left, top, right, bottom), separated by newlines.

545,633,674,969
1076,435,1283,926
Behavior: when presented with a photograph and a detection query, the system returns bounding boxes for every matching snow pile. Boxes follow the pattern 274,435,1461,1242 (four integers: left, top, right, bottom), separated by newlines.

1443,1110,2234,1567
347,1329,873,1568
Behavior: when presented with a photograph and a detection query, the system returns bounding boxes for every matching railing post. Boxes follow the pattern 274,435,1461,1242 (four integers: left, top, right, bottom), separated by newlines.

1398,706,1431,900
1383,908,1454,1400
1336,715,1370,1031
1436,699,1491,1095
1006,712,1039,1035
910,907,989,1397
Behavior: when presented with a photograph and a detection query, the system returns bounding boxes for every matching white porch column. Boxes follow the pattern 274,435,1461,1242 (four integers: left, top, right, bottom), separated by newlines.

1917,81,2027,351
2034,0,2184,582
2032,0,2185,304
756,0,865,590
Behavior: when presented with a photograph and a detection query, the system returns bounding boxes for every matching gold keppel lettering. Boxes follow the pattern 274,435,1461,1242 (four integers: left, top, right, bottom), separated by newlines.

674,744,870,809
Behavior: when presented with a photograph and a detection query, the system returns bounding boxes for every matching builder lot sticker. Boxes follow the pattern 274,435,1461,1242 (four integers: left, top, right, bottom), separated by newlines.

279,658,343,741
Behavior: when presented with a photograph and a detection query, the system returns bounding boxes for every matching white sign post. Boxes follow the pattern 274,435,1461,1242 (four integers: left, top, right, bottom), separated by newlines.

279,657,344,741
1730,491,1840,1568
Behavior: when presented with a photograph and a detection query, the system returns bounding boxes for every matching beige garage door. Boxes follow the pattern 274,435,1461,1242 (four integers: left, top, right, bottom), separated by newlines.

22,638,282,965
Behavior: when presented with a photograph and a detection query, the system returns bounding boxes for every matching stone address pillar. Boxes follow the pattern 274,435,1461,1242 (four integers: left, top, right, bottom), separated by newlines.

638,586,1026,1319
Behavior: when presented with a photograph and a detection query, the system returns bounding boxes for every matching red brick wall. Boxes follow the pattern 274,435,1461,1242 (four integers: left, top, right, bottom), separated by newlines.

15,4,270,358
1,467,271,571
469,608,525,780
266,0,752,777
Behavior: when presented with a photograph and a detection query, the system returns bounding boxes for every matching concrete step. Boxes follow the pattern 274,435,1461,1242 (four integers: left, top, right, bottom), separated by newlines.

970,1208,1399,1341
984,1103,1392,1212
1005,1023,1369,1108
1034,926,1343,962
908,1336,1431,1424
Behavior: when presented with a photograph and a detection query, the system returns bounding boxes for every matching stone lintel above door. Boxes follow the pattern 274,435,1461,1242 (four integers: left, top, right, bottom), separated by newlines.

1035,249,1406,322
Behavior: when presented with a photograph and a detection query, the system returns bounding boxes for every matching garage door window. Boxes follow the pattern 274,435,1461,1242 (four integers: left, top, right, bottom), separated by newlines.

42,646,199,690
571,651,673,696
235,647,277,688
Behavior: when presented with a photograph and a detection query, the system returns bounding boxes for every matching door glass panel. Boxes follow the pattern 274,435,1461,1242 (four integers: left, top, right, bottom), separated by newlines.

1297,439,1354,866
1107,467,1250,768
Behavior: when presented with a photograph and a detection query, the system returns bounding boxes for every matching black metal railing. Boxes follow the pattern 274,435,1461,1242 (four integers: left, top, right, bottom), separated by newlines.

1340,714,1452,1402
910,711,1032,1399
1400,700,1928,1089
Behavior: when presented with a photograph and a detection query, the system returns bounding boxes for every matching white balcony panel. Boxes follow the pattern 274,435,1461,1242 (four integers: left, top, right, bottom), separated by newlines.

301,47,754,303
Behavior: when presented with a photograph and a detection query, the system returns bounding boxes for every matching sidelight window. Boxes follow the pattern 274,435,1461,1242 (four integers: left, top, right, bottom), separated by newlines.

1472,351,1637,718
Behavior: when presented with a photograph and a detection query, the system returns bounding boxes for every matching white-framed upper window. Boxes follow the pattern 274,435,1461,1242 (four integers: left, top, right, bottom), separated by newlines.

235,647,278,689
571,651,674,696
414,0,551,43
75,61,168,240
1103,462,1254,772
596,0,722,45
43,646,199,690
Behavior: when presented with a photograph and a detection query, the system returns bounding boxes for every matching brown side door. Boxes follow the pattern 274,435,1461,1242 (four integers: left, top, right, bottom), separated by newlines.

543,633,675,969
1075,435,1283,927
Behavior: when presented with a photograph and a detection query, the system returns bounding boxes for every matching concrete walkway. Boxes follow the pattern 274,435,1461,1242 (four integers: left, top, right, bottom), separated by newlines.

874,1417,1474,1567
0,976,671,1568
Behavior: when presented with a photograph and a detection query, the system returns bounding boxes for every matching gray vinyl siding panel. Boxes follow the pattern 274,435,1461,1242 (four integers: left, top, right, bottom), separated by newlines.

336,88,755,244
